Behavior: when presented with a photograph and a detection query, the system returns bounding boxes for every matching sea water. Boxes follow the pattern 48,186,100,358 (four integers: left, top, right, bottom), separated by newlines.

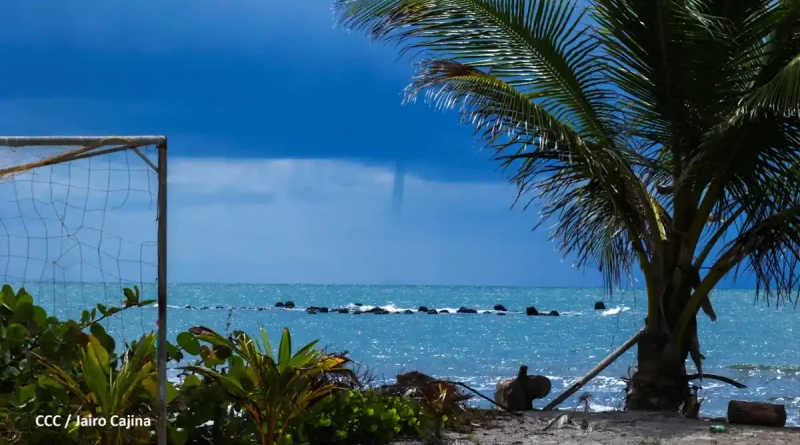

22,283,800,425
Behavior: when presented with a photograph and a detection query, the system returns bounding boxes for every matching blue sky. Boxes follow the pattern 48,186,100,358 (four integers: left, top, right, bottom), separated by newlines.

0,0,748,288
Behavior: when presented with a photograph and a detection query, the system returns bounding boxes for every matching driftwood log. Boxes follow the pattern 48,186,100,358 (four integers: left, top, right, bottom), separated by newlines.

727,400,786,427
494,365,551,411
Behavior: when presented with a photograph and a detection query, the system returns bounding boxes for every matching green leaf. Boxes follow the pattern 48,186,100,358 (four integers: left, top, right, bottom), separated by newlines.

185,366,248,398
11,384,37,408
10,302,34,324
176,332,202,356
16,291,33,307
202,354,225,368
1,283,14,300
166,381,178,404
169,425,188,445
182,374,201,389
4,323,30,347
32,306,47,327
81,341,110,407
278,328,292,372
87,335,111,376
90,323,116,354
37,375,64,392
2,286,17,309
123,287,139,304
166,341,184,362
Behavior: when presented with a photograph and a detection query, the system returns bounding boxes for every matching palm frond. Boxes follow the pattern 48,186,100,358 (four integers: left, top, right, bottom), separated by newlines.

335,0,618,143
403,58,657,290
743,52,800,115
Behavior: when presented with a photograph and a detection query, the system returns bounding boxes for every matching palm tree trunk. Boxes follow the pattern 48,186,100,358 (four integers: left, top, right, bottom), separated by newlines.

626,272,695,411
625,330,690,411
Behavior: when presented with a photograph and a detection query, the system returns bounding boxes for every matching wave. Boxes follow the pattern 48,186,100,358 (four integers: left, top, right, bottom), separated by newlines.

601,306,630,316
728,364,800,373
161,303,587,315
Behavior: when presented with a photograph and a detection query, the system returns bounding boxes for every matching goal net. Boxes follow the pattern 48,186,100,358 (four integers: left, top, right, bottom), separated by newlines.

0,136,166,342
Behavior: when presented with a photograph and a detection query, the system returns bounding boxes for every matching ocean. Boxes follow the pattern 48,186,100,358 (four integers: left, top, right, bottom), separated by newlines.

17,282,800,425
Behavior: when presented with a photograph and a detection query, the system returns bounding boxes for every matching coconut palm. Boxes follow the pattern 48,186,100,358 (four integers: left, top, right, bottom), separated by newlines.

334,0,800,411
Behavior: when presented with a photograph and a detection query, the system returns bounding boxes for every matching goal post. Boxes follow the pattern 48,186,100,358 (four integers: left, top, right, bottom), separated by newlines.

0,135,168,445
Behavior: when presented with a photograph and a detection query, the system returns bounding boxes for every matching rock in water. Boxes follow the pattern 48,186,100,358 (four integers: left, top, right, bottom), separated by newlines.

494,304,507,311
525,306,539,316
548,310,560,316
438,309,450,314
457,307,477,314
426,309,438,315
403,310,414,314
494,365,551,411
284,301,295,309
418,306,429,312
594,301,606,310
275,302,285,308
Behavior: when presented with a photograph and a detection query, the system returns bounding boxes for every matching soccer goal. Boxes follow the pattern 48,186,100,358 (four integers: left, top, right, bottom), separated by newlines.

0,136,168,443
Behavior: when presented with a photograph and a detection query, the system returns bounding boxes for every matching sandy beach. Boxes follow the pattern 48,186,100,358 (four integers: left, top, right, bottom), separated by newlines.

392,410,800,444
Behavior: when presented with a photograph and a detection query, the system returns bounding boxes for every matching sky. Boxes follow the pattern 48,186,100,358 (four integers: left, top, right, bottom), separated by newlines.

0,0,749,288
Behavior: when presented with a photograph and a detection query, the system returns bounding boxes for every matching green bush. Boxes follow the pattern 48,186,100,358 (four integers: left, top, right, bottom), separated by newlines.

0,284,157,445
292,389,431,444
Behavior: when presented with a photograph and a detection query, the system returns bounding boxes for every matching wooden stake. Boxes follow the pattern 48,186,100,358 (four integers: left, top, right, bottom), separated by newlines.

542,329,644,411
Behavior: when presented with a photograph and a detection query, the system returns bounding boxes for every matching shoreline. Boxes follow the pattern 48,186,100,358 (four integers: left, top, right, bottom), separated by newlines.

393,410,800,444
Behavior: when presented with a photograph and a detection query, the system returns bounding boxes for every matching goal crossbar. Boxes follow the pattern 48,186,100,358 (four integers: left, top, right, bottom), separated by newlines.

0,135,166,147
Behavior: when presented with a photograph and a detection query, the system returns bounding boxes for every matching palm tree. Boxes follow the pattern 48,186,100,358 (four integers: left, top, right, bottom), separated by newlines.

334,0,800,411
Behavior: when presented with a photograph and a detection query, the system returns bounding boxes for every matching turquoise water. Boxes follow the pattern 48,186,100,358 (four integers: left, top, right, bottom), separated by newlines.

19,282,800,425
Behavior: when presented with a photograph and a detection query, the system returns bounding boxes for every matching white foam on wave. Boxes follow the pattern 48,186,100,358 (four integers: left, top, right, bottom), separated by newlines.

587,402,619,412
346,303,414,313
346,304,502,314
602,306,630,316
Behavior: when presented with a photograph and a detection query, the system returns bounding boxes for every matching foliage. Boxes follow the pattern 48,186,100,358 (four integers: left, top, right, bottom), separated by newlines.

291,389,431,444
1,285,441,445
415,380,469,436
34,333,165,445
182,326,358,445
333,0,800,409
0,284,156,445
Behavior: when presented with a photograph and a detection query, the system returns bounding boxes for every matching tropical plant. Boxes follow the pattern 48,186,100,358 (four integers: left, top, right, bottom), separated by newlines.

184,326,357,445
35,333,165,445
334,0,800,411
414,380,469,437
0,284,157,444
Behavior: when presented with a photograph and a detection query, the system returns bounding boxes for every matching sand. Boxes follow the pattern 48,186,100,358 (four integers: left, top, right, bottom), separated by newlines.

393,410,800,444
